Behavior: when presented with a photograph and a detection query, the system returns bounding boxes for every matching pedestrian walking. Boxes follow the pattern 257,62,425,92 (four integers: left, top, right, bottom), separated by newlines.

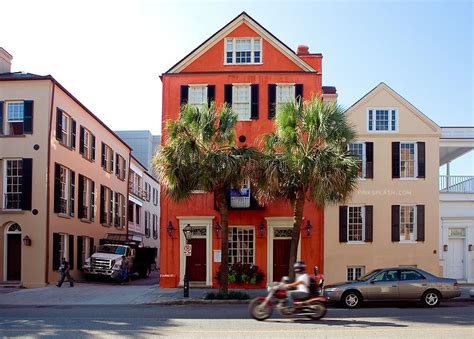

56,257,74,287
120,256,129,285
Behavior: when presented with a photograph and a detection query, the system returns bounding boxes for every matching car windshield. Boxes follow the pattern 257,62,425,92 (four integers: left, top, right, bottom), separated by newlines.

97,245,126,255
357,269,382,281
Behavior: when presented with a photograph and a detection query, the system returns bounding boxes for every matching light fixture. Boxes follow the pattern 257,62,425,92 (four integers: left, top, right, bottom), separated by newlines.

258,221,265,237
214,221,222,238
305,220,312,236
443,244,448,252
23,235,32,246
183,224,193,242
167,221,175,238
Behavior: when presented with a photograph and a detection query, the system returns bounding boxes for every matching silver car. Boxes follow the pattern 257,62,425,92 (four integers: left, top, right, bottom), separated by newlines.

324,268,461,308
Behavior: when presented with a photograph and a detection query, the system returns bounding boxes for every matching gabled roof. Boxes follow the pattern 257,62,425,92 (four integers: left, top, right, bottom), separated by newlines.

164,11,316,74
346,82,441,133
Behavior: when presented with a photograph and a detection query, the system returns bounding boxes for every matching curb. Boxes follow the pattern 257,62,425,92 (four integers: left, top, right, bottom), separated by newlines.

148,299,251,305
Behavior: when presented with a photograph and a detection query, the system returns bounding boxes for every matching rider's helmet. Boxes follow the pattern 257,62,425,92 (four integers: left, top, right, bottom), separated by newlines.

293,261,306,274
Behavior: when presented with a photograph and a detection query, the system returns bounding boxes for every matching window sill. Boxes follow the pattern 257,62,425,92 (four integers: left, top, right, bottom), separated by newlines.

237,119,253,122
81,155,94,163
0,134,27,138
346,241,368,244
398,178,418,181
58,213,71,219
398,241,418,244
224,62,263,66
0,209,24,214
58,142,74,151
101,223,112,228
191,190,207,194
367,130,399,133
80,218,92,224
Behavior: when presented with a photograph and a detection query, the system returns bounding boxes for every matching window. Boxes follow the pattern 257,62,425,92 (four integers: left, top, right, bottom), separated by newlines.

129,170,143,198
102,143,114,172
128,201,134,223
135,204,141,225
80,175,93,220
80,126,95,161
145,211,150,237
400,142,416,178
101,185,113,226
400,269,425,281
116,154,126,180
59,233,69,262
348,143,365,178
400,205,416,241
368,109,397,131
188,85,207,110
81,236,91,266
152,214,158,239
225,38,262,64
373,270,398,282
3,159,22,209
59,166,70,214
347,206,365,242
117,193,126,227
61,113,71,146
6,102,24,135
228,227,254,264
347,266,365,281
232,85,251,120
276,84,295,113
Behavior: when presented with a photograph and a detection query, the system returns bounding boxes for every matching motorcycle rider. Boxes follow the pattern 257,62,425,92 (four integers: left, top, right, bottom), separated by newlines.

285,261,310,307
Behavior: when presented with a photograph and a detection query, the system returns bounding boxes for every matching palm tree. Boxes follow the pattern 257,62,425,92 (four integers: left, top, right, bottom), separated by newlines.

154,102,254,293
254,97,360,280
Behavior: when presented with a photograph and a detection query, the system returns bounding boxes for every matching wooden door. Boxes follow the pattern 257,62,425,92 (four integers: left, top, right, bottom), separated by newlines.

189,238,206,281
447,238,465,280
7,234,21,281
273,239,291,282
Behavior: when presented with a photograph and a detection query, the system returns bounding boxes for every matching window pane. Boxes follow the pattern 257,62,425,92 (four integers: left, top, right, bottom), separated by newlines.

228,227,255,264
400,206,415,241
7,102,24,121
391,110,397,131
349,143,364,177
348,206,364,241
375,110,389,131
188,86,208,109
400,143,416,178
276,85,295,113
368,110,373,130
4,160,23,209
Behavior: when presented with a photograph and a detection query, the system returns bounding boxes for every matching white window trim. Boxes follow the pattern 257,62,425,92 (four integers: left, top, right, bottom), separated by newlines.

224,37,263,65
348,142,366,179
2,158,23,211
5,101,24,135
228,225,255,265
59,233,69,262
347,266,365,281
232,84,251,120
59,166,70,215
399,204,417,243
276,84,296,113
61,112,71,147
188,84,208,109
81,176,92,220
347,205,366,243
367,108,399,133
399,141,418,179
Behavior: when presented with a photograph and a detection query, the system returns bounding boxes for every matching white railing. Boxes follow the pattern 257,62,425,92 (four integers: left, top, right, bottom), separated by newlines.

439,175,474,193
230,196,251,208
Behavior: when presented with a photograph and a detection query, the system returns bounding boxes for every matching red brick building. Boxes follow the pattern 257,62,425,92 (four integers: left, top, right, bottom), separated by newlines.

159,12,331,288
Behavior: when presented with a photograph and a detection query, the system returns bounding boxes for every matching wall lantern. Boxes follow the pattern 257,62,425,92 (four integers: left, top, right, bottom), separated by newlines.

23,235,32,246
214,221,222,238
183,224,193,242
167,221,175,238
443,244,448,252
258,221,265,238
305,220,312,236
469,244,472,252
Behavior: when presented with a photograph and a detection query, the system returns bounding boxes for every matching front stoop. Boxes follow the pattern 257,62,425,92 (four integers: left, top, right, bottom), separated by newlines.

0,281,22,288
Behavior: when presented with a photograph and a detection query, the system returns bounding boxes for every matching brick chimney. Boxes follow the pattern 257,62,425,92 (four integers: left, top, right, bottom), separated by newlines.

296,45,310,55
0,47,13,74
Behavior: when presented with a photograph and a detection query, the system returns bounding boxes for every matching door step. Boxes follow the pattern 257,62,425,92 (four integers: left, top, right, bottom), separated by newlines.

0,281,22,288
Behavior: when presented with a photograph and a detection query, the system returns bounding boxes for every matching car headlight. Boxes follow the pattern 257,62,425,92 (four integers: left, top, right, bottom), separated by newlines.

113,261,121,269
324,287,343,292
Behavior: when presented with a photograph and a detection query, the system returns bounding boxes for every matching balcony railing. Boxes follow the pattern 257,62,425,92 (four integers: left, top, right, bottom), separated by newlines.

3,193,22,210
439,175,474,193
128,182,147,200
230,196,251,208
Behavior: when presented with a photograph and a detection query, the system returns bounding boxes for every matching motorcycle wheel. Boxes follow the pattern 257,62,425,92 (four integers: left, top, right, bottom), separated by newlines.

305,302,327,320
248,298,273,321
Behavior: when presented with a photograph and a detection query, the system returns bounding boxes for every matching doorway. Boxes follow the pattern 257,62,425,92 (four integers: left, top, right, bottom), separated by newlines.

5,223,22,281
189,238,206,282
447,236,465,280
273,239,291,281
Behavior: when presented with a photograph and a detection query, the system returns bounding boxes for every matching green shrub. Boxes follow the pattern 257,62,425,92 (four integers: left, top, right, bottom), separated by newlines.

204,291,250,300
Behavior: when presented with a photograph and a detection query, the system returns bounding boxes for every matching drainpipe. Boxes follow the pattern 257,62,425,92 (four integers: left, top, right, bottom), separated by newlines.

446,162,450,190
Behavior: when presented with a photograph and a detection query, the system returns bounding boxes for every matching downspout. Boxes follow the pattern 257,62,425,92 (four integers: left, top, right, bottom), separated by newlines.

126,153,131,240
45,80,56,285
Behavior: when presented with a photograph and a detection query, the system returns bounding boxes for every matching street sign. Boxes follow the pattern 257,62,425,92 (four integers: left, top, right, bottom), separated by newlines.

184,244,192,256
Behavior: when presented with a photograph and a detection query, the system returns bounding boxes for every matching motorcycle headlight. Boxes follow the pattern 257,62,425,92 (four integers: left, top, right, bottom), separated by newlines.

324,287,342,293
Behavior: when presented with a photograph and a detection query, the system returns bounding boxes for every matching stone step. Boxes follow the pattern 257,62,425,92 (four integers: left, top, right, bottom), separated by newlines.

0,281,22,288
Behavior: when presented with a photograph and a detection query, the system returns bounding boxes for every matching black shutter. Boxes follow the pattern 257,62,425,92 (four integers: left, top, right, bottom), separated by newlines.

365,142,374,179
0,101,4,135
100,185,105,224
110,151,114,173
121,158,126,179
115,153,119,176
91,134,96,161
101,143,106,168
268,84,276,119
391,205,400,242
392,142,400,178
121,195,126,227
21,158,33,210
251,84,259,119
207,85,215,106
54,163,61,213
114,192,119,226
79,126,84,154
90,237,95,254
77,236,83,269
78,175,84,219
23,100,34,134
224,84,233,106
417,142,426,178
68,235,74,270
109,189,113,225
180,85,189,107
70,170,75,217
71,119,76,149
417,205,425,241
52,233,61,270
90,181,95,221
56,108,63,141
365,205,373,242
339,206,348,242
295,84,303,101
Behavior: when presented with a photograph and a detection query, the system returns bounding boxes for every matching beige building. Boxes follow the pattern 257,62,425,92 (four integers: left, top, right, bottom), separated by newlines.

324,83,442,284
0,48,131,287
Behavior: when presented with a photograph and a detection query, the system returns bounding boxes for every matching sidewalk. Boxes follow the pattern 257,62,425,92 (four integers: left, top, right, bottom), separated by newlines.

0,283,471,306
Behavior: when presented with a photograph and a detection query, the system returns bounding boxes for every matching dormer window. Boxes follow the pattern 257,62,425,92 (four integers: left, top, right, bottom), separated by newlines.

368,108,398,132
225,38,262,64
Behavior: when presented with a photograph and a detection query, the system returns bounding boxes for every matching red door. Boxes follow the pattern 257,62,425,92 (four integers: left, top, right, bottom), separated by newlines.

273,239,291,282
7,234,21,281
189,239,206,282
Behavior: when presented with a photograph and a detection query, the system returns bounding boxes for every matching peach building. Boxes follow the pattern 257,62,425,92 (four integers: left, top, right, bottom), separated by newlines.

324,83,442,284
0,48,131,287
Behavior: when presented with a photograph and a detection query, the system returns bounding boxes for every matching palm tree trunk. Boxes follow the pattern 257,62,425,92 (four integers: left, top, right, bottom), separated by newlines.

289,190,305,281
216,189,229,294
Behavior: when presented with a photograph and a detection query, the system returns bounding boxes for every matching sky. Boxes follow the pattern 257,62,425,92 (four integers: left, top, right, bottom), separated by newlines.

1,0,473,173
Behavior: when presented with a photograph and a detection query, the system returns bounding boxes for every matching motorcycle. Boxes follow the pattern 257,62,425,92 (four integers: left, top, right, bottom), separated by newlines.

248,276,328,321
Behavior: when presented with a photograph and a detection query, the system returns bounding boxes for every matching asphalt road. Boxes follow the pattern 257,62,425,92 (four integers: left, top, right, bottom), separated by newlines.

0,302,472,338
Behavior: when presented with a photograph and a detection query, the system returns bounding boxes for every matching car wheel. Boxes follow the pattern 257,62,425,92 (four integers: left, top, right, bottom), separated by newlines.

342,291,362,308
422,290,441,307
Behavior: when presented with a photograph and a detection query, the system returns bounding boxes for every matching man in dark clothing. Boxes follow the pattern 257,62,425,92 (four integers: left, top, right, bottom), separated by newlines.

57,257,74,287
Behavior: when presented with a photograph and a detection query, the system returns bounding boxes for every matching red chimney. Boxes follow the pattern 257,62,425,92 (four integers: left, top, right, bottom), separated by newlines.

296,45,309,55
